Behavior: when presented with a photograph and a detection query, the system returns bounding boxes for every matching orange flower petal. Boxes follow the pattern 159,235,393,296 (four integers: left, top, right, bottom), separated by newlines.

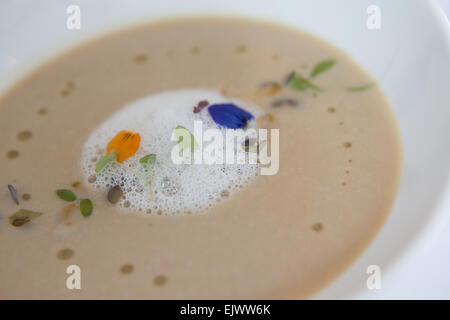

106,130,141,163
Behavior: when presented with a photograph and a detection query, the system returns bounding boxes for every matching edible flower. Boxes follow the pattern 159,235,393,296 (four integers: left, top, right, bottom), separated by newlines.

106,130,141,163
193,100,209,113
208,104,254,129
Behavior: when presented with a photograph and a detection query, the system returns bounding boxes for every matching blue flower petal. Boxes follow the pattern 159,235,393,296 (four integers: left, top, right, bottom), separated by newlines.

207,104,254,129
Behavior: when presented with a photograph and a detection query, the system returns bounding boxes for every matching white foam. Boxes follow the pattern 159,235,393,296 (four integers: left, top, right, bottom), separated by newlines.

80,89,261,216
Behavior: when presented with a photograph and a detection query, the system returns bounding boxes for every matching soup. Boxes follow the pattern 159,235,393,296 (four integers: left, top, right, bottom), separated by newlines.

0,17,401,299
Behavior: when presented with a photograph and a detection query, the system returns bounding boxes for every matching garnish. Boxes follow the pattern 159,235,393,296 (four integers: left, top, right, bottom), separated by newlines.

174,126,198,152
56,189,94,217
252,140,267,154
140,154,156,165
310,59,336,78
95,150,117,173
107,186,123,204
106,130,141,163
56,189,77,202
272,98,299,108
256,82,281,97
140,154,157,200
208,104,254,129
348,84,374,92
8,209,42,227
287,72,321,92
79,199,93,217
193,100,209,113
96,143,156,203
7,184,19,205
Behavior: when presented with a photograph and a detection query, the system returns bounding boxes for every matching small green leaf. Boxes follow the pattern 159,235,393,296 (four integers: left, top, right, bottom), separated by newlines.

348,84,374,92
80,199,93,217
56,189,77,202
287,72,321,92
95,150,117,173
139,154,156,201
140,154,156,166
174,126,198,152
310,60,336,78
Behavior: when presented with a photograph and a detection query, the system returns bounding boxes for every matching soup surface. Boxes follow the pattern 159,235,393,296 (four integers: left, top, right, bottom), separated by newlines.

0,18,401,299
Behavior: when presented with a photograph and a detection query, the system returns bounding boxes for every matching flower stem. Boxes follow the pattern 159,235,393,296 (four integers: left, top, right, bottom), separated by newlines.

115,162,154,201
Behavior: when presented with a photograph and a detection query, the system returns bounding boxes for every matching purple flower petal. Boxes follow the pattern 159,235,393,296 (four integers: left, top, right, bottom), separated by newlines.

207,104,254,129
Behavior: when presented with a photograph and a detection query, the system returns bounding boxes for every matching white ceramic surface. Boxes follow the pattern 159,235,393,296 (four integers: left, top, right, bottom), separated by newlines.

0,0,449,299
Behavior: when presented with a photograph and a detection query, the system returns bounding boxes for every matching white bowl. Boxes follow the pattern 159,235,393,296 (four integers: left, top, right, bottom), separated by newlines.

1,0,449,298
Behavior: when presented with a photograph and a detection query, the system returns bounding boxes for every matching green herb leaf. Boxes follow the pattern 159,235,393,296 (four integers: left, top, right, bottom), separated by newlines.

310,60,336,78
140,154,156,166
287,72,321,92
139,154,157,201
56,189,77,202
174,126,198,152
8,209,43,227
79,199,93,217
348,84,374,92
95,150,117,173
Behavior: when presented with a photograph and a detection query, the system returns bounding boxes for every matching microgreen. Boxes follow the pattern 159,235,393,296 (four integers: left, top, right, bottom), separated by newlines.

207,104,255,129
174,126,198,152
287,72,321,92
56,189,77,202
95,147,156,202
95,150,117,173
348,84,374,92
140,154,157,200
80,199,93,217
139,154,156,166
8,209,42,227
310,60,336,78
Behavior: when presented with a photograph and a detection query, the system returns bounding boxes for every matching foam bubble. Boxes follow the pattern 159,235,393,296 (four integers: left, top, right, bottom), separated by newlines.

80,89,261,216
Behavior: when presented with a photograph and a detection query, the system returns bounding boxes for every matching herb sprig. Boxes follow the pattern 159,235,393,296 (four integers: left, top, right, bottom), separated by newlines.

95,149,157,201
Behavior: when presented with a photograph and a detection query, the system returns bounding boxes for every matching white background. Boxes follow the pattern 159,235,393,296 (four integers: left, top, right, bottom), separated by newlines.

359,0,449,299
437,0,450,19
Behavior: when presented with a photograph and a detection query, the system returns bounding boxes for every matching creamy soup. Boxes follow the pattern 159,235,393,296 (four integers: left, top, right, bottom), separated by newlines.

0,18,401,299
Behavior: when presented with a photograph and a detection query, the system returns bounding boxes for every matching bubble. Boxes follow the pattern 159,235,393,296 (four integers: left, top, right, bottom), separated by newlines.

80,90,261,216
